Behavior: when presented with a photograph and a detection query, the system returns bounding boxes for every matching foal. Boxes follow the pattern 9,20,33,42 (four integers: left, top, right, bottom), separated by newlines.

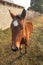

9,9,33,54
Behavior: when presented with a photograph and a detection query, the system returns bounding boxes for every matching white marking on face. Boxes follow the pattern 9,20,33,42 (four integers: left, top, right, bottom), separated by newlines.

13,20,19,26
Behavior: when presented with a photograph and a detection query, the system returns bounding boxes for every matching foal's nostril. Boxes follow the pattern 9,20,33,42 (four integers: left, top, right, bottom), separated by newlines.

11,46,18,52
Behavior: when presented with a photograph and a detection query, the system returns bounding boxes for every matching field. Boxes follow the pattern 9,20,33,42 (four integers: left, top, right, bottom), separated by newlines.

0,16,43,65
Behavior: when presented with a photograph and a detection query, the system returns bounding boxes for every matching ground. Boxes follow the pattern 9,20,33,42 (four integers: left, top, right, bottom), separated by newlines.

0,15,43,65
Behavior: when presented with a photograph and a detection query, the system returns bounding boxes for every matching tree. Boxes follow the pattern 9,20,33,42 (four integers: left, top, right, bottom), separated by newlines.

31,0,43,13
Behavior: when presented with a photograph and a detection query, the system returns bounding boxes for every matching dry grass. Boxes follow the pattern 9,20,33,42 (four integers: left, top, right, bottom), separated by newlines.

0,15,43,65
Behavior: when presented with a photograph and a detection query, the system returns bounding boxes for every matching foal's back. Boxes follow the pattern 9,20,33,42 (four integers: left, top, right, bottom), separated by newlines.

25,21,33,34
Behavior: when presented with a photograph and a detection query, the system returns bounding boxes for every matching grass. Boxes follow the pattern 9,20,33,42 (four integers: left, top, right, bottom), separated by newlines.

0,15,43,65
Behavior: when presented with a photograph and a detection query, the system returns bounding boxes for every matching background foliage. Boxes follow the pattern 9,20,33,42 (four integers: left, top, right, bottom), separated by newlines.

31,0,43,13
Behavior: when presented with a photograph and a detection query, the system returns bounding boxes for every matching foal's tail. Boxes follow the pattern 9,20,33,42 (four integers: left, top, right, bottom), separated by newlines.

21,9,26,19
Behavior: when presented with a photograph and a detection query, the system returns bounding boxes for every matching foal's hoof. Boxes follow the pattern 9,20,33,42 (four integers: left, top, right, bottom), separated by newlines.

11,47,18,52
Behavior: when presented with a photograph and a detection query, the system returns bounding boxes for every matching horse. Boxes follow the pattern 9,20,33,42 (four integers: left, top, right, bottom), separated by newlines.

9,9,33,54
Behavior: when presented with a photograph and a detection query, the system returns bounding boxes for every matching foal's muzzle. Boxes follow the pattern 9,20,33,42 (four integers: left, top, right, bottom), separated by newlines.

11,46,18,52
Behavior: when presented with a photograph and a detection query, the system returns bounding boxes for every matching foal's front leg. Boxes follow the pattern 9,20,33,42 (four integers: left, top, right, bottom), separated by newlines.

20,38,27,54
25,39,27,54
19,44,22,54
25,43,27,54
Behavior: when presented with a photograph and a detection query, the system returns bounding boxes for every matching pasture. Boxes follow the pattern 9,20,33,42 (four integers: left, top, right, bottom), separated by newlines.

0,15,43,65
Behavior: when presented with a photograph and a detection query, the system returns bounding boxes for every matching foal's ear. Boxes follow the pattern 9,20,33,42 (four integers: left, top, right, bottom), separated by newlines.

9,10,15,19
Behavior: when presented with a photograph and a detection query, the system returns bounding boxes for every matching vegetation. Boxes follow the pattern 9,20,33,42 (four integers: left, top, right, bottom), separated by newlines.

0,15,43,65
31,0,43,13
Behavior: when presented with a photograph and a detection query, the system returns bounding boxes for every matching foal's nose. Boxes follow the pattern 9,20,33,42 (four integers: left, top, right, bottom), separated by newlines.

11,46,18,52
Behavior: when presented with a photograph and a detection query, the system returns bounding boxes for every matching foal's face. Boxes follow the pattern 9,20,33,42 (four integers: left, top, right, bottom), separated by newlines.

11,17,24,51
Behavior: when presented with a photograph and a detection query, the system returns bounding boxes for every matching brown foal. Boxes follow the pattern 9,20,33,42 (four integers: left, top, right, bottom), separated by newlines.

9,9,33,54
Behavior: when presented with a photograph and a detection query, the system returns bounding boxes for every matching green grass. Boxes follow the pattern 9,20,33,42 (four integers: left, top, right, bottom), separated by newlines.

0,16,43,65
